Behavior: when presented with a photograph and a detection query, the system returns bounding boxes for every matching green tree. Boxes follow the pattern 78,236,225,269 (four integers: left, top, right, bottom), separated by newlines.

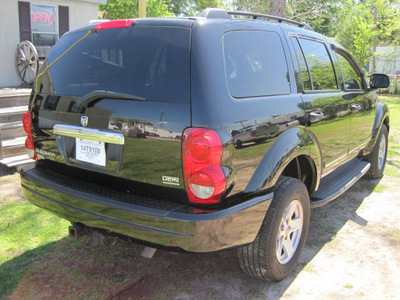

147,0,174,16
167,0,194,15
234,0,286,16
100,0,224,18
234,0,269,14
334,0,400,70
196,0,224,13
287,0,400,71
286,0,338,37
99,0,172,19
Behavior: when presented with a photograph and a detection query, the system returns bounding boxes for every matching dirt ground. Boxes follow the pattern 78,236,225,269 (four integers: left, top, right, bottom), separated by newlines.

2,162,400,299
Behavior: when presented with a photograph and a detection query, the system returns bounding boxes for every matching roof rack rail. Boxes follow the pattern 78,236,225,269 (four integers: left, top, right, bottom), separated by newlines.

227,10,314,31
199,8,314,31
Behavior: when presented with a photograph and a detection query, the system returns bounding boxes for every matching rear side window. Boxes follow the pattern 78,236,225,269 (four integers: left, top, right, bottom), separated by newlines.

44,26,191,102
297,38,338,91
292,38,312,91
223,31,290,98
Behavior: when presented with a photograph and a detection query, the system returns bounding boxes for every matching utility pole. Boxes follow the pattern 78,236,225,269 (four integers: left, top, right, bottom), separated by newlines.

372,6,377,73
139,0,146,18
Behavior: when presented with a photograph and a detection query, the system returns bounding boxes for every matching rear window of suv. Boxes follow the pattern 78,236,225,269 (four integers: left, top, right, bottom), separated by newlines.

43,26,191,102
223,30,290,98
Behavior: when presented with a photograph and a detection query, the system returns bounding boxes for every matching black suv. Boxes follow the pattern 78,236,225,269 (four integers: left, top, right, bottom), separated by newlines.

21,8,390,281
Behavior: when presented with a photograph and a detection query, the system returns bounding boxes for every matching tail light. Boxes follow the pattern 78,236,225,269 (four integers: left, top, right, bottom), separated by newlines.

250,130,256,137
182,128,226,205
22,111,37,161
95,19,135,30
22,111,32,135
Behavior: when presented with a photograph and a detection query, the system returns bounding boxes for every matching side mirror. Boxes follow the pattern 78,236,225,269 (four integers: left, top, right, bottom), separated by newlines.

370,74,390,89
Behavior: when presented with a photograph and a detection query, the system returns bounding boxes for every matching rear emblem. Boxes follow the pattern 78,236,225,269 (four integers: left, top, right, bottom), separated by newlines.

162,175,180,186
81,116,88,127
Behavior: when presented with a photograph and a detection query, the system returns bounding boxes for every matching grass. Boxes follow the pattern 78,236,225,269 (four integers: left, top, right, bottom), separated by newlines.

381,95,400,160
0,198,69,298
344,283,354,289
363,183,388,192
247,286,264,298
389,228,400,242
0,174,20,185
303,262,315,272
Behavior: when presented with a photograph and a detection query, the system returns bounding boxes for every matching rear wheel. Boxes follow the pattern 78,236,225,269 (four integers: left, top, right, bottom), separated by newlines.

365,124,388,179
237,176,310,281
235,140,243,149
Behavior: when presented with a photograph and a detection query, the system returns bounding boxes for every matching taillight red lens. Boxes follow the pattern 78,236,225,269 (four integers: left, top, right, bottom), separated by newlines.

25,134,37,161
182,128,226,205
22,111,32,135
94,19,135,30
23,111,37,161
250,130,256,137
188,136,210,161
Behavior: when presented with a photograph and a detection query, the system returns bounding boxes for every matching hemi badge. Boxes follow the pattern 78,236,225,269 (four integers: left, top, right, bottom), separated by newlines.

162,175,180,186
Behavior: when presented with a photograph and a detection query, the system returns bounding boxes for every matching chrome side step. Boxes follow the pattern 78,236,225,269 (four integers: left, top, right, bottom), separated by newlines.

311,157,370,208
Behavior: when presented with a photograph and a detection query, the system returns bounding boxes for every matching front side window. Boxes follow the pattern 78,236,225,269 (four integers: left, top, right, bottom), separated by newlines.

224,31,290,98
31,4,58,46
298,38,338,91
336,52,363,90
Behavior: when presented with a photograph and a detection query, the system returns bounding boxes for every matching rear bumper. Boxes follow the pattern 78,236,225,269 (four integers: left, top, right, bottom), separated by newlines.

21,164,273,252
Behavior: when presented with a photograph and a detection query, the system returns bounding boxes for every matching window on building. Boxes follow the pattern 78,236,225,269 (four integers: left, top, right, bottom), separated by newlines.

18,1,69,48
31,4,58,46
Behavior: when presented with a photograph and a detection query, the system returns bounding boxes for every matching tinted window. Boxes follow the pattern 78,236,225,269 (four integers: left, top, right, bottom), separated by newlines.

292,37,312,91
43,26,191,102
298,38,338,91
224,31,290,98
336,52,362,90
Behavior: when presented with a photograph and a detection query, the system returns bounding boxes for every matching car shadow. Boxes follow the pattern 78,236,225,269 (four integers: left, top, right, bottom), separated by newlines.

0,240,62,300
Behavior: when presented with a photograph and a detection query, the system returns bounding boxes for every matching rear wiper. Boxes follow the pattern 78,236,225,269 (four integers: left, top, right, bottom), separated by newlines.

77,90,147,107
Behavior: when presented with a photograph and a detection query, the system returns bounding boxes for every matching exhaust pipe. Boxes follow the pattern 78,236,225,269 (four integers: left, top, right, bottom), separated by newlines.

68,223,85,239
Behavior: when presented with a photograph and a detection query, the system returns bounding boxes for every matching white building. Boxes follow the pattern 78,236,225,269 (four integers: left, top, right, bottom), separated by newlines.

0,0,106,88
370,46,400,75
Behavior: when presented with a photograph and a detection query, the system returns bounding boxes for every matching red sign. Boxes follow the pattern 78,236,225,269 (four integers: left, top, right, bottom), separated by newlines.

31,8,55,26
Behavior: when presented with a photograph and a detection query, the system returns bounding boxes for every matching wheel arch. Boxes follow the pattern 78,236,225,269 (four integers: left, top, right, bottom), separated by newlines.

365,102,390,154
244,127,322,195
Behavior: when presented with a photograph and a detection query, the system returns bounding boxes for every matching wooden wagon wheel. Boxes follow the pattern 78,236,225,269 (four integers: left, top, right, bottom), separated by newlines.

16,41,39,85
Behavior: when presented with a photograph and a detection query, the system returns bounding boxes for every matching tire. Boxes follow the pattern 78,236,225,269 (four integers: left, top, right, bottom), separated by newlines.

237,176,310,281
365,124,388,179
235,140,243,149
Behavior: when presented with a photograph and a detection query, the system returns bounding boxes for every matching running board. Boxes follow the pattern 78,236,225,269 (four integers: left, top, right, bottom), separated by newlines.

311,157,370,208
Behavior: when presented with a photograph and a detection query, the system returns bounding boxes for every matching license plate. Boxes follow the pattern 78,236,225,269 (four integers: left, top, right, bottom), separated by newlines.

75,138,106,166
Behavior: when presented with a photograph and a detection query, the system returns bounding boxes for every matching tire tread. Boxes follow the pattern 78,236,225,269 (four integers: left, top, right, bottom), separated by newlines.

237,176,310,281
365,124,388,179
